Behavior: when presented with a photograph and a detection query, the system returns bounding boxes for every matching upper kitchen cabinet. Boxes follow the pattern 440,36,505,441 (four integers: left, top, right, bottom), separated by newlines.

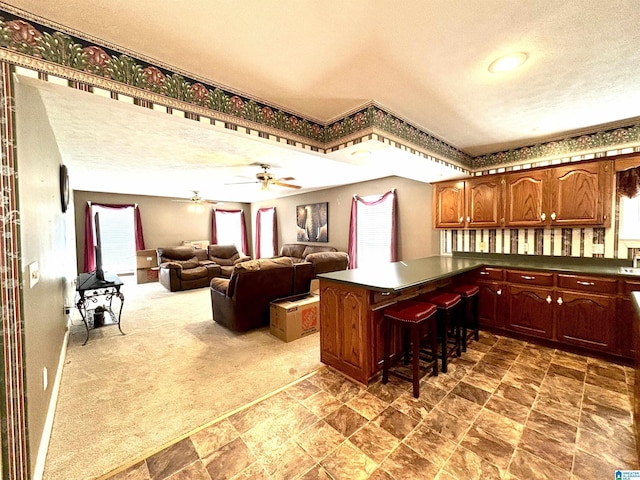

466,176,503,228
548,161,612,227
503,170,546,227
433,180,465,228
501,160,612,228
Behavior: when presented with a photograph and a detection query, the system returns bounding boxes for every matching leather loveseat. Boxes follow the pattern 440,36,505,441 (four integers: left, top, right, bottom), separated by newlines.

279,243,349,275
157,246,220,292
210,257,314,332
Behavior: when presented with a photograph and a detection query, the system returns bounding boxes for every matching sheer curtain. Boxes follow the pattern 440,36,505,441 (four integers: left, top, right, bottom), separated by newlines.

83,202,145,272
348,189,397,269
211,209,249,255
255,207,277,258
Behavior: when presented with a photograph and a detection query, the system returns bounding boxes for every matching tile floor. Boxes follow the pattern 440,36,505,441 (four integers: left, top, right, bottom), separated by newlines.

105,332,639,480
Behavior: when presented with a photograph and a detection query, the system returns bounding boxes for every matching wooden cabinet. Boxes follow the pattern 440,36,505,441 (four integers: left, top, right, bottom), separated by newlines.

548,162,612,227
503,170,546,227
619,280,640,358
466,176,503,228
505,272,554,339
319,282,371,383
433,180,465,228
469,267,504,329
555,274,617,352
433,160,613,229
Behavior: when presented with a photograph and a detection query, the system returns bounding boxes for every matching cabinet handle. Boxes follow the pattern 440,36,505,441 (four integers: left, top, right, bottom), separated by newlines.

459,216,464,223
497,289,502,295
479,271,489,275
466,216,471,222
546,295,552,304
521,275,536,280
541,213,546,221
550,212,557,221
557,296,563,305
576,281,595,286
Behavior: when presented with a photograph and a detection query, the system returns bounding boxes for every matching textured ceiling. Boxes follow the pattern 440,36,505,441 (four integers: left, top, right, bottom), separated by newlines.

5,0,640,201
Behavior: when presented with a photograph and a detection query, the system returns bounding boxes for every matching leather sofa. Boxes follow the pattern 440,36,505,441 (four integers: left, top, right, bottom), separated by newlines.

207,244,251,278
157,246,220,292
279,243,349,275
210,257,314,332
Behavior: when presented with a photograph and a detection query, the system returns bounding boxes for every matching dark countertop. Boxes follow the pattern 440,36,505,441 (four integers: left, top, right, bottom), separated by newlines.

318,253,640,293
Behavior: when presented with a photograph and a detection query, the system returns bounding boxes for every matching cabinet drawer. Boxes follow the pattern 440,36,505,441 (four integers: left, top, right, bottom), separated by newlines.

557,274,617,294
370,290,397,305
623,280,640,296
471,267,504,281
506,270,554,286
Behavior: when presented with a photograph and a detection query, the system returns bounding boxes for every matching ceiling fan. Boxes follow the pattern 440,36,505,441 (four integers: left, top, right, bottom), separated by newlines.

227,164,301,190
173,191,223,205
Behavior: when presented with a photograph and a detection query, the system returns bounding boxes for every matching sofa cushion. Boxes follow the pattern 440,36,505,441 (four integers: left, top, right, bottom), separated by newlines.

302,245,337,257
180,265,208,280
173,257,200,270
210,277,230,295
158,246,197,262
280,244,306,259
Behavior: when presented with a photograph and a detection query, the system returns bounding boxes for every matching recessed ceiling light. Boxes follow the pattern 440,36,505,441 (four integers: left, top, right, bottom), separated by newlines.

351,150,372,158
488,52,528,73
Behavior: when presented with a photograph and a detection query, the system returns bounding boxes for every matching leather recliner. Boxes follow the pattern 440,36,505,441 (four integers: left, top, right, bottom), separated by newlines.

157,246,220,292
207,244,251,278
210,257,314,332
279,243,349,275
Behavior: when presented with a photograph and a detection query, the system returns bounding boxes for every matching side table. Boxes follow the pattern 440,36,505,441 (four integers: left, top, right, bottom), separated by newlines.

75,272,125,345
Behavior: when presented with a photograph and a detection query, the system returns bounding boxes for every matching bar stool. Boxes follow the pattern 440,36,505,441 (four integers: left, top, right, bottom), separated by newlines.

451,284,480,352
417,292,462,373
382,300,438,398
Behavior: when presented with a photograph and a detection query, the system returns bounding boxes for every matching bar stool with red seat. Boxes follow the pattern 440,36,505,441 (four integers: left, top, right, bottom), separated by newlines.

382,300,438,398
450,283,480,352
417,291,462,373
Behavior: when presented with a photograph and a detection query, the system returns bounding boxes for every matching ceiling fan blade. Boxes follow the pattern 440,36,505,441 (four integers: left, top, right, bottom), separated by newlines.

278,176,295,182
273,181,301,189
224,180,259,185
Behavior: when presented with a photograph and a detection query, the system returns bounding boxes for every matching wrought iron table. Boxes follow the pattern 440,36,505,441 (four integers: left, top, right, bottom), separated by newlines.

75,272,125,345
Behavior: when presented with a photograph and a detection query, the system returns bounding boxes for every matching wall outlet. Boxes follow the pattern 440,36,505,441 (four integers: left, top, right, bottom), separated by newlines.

523,243,529,254
479,241,485,252
593,243,604,255
42,367,48,391
28,261,39,288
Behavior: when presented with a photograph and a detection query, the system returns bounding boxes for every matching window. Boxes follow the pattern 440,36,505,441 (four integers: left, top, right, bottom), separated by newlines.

212,209,248,255
92,205,135,274
348,190,397,268
255,207,277,258
620,195,640,241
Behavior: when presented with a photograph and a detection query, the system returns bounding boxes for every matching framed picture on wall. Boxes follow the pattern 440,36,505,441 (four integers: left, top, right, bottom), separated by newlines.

296,202,328,242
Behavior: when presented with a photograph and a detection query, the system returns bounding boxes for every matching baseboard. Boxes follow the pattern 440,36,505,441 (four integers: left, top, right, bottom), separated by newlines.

32,323,70,480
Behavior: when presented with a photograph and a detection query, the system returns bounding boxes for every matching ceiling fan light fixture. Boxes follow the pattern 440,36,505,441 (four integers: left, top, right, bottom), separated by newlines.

488,52,528,73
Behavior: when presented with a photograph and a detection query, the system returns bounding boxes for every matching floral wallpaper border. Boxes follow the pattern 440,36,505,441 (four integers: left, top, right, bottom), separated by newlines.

3,5,638,173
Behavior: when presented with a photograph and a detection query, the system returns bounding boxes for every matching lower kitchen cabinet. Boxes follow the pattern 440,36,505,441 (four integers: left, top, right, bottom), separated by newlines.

472,267,636,362
556,290,616,352
505,284,554,339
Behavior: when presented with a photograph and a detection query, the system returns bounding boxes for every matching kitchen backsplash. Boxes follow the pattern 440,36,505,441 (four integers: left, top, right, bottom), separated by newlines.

441,196,640,260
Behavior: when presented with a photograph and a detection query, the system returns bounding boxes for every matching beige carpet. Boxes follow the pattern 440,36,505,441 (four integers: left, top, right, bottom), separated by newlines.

43,278,322,480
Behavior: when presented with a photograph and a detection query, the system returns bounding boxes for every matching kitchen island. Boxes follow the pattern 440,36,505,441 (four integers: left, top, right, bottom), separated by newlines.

318,254,639,385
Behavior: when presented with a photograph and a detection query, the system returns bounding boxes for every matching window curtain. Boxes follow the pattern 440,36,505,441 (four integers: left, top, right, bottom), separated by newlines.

83,202,145,272
255,207,277,259
348,189,397,269
617,166,640,198
211,208,249,255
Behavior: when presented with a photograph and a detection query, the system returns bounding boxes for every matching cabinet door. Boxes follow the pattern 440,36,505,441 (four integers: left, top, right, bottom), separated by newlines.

556,290,615,352
433,181,465,228
549,162,611,227
466,177,503,228
503,170,547,227
505,284,553,338
618,280,640,359
477,281,504,329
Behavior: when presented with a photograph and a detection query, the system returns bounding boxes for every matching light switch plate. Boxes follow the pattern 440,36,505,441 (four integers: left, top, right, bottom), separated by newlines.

28,261,39,288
